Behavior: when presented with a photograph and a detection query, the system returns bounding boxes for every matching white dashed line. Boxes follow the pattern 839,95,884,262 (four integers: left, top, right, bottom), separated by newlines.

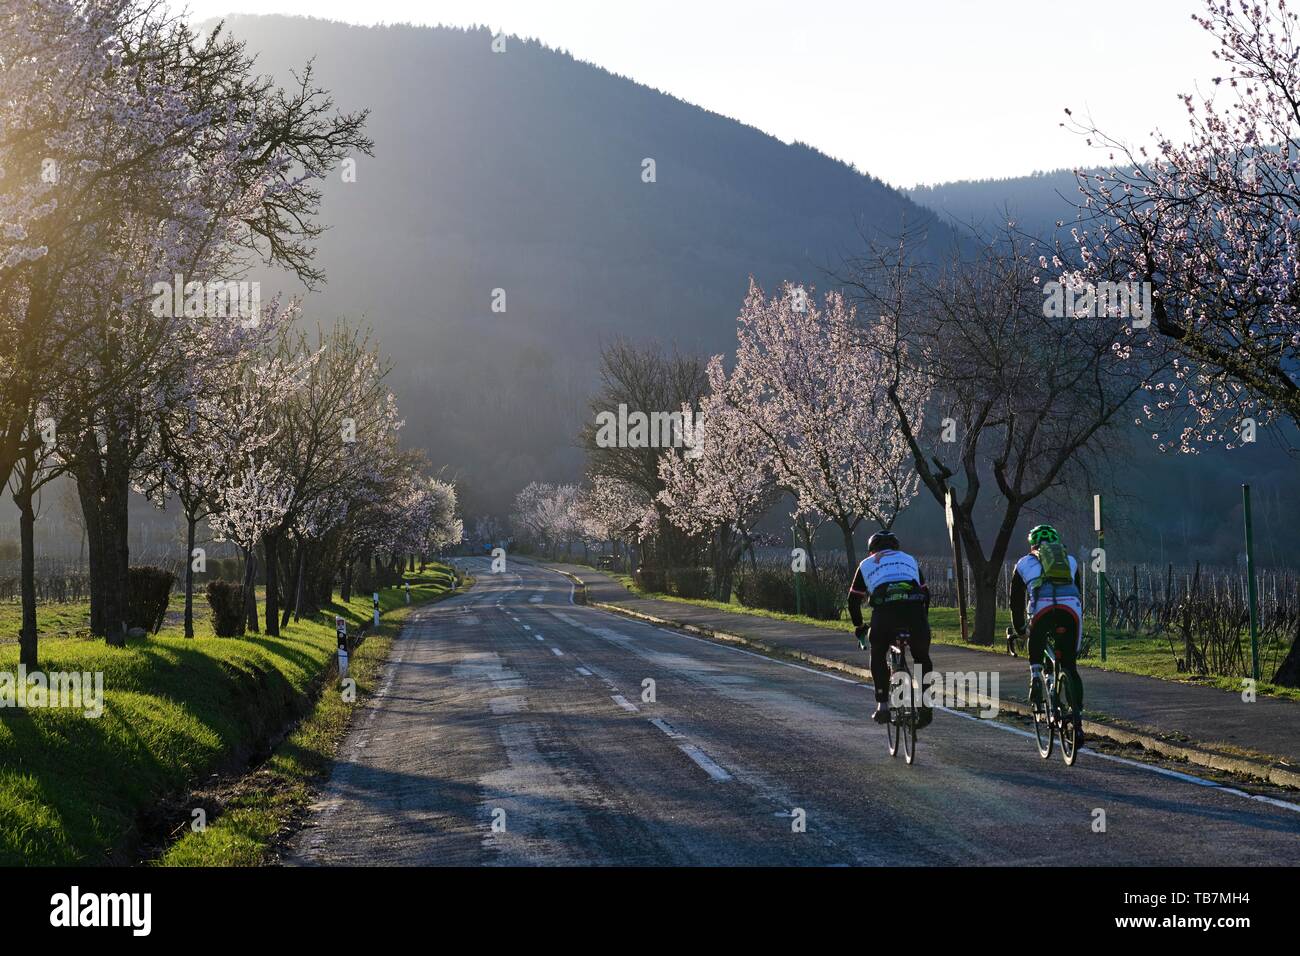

576,667,593,676
611,695,639,713
551,647,565,657
679,743,733,782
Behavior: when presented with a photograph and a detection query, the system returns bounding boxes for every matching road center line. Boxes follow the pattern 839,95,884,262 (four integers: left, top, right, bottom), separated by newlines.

611,694,639,713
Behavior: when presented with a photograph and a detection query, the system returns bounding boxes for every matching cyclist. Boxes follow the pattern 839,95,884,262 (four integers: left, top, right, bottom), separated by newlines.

1009,525,1084,741
848,531,933,728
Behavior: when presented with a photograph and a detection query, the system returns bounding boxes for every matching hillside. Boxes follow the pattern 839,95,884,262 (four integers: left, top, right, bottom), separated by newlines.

219,15,956,517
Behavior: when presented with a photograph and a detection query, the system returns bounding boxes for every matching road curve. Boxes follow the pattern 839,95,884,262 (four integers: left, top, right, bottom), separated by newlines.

286,558,1300,866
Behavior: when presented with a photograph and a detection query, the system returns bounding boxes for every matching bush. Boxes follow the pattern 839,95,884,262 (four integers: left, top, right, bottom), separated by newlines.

735,565,847,621
127,566,175,634
206,580,246,637
634,567,666,593
736,566,795,613
667,566,712,599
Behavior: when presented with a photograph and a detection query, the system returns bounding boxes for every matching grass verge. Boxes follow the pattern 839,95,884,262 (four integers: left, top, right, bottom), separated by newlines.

0,565,461,866
586,567,1299,702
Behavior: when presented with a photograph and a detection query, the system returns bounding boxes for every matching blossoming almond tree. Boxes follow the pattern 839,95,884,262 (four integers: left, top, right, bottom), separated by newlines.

1067,0,1300,449
657,388,779,599
723,279,926,570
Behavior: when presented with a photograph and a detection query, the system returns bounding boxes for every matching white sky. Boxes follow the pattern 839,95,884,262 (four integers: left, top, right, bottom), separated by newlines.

173,0,1217,187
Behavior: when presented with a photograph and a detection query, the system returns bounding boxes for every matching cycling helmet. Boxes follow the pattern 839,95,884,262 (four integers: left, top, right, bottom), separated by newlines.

867,530,899,554
1027,524,1061,547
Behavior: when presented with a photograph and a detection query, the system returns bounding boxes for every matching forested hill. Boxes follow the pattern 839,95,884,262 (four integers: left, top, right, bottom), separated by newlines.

216,15,958,517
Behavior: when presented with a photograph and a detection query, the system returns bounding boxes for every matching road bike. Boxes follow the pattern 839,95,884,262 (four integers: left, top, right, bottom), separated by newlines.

885,628,918,765
1009,623,1082,766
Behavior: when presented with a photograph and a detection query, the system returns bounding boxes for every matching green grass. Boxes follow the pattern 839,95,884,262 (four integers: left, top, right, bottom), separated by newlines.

0,565,460,866
595,569,1300,702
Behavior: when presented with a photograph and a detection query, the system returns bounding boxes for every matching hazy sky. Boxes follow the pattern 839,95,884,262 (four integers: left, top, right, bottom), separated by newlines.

174,1,1217,187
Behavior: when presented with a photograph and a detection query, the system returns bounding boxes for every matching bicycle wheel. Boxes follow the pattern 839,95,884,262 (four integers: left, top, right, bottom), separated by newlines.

898,662,917,765
886,699,900,757
1033,671,1054,759
1059,671,1081,766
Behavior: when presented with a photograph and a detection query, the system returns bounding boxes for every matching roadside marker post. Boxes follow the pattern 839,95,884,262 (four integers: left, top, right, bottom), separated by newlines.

404,580,411,604
335,616,349,679
373,591,380,629
1095,494,1106,662
1243,484,1261,681
945,489,969,643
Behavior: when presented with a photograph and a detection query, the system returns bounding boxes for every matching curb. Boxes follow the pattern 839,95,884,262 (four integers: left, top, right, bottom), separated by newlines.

548,569,1300,790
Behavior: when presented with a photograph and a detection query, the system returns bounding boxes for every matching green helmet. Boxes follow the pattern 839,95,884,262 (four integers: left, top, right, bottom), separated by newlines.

1027,524,1061,547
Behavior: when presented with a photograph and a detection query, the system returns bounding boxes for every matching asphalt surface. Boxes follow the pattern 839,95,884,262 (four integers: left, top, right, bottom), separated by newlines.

287,558,1300,866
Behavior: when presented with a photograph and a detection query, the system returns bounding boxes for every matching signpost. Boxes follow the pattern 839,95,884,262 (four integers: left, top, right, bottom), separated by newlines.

945,489,969,643
1243,484,1261,681
335,615,349,679
1095,494,1107,662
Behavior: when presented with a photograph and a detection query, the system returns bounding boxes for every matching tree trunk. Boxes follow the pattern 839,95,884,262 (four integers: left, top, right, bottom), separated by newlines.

970,569,998,646
340,557,354,603
840,520,858,575
183,514,197,638
264,530,281,636
17,470,38,668
1275,620,1300,688
243,546,260,634
287,536,305,626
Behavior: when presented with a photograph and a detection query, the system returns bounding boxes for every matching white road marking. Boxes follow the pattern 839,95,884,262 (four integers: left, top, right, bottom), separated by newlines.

581,605,1300,816
551,647,565,657
649,717,684,739
611,694,639,713
489,695,527,715
679,744,733,782
530,594,544,603
535,635,545,641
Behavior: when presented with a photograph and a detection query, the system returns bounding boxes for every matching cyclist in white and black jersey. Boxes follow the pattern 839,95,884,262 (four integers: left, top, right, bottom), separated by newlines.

848,531,934,728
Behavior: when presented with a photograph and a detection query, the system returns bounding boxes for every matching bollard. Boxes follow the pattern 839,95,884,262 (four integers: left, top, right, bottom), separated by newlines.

404,580,411,604
335,615,349,679
373,591,380,629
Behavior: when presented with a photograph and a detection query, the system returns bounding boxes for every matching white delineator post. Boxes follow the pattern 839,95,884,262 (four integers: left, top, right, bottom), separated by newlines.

404,580,411,604
336,615,349,679
373,591,380,628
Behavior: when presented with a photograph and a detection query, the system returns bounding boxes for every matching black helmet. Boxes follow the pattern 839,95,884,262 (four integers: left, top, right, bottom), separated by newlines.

867,531,899,554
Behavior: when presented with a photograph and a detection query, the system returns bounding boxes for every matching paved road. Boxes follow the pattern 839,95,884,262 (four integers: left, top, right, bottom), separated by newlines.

287,558,1300,866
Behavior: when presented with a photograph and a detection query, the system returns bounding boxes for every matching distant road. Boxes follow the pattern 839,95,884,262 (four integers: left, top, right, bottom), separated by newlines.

288,558,1300,865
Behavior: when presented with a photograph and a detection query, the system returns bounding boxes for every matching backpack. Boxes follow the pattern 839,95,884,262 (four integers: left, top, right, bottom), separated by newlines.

1037,540,1073,586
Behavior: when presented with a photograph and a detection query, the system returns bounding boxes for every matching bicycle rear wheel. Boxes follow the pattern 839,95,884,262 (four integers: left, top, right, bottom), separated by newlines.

898,666,917,765
1033,672,1054,759
1059,672,1081,766
886,703,900,757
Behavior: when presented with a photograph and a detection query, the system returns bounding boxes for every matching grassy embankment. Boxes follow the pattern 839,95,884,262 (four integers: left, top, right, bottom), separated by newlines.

585,567,1299,702
0,564,462,866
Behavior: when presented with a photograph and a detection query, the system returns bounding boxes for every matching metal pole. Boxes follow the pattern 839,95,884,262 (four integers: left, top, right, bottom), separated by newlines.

1095,494,1107,662
1243,484,1261,681
792,524,802,617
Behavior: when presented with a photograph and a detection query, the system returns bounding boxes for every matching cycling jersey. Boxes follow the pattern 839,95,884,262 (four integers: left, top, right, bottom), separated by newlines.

1011,552,1082,649
849,550,925,605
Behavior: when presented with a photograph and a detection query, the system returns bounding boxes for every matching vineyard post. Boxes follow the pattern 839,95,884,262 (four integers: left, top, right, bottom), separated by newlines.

1095,494,1106,662
1243,484,1260,681
946,489,969,643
